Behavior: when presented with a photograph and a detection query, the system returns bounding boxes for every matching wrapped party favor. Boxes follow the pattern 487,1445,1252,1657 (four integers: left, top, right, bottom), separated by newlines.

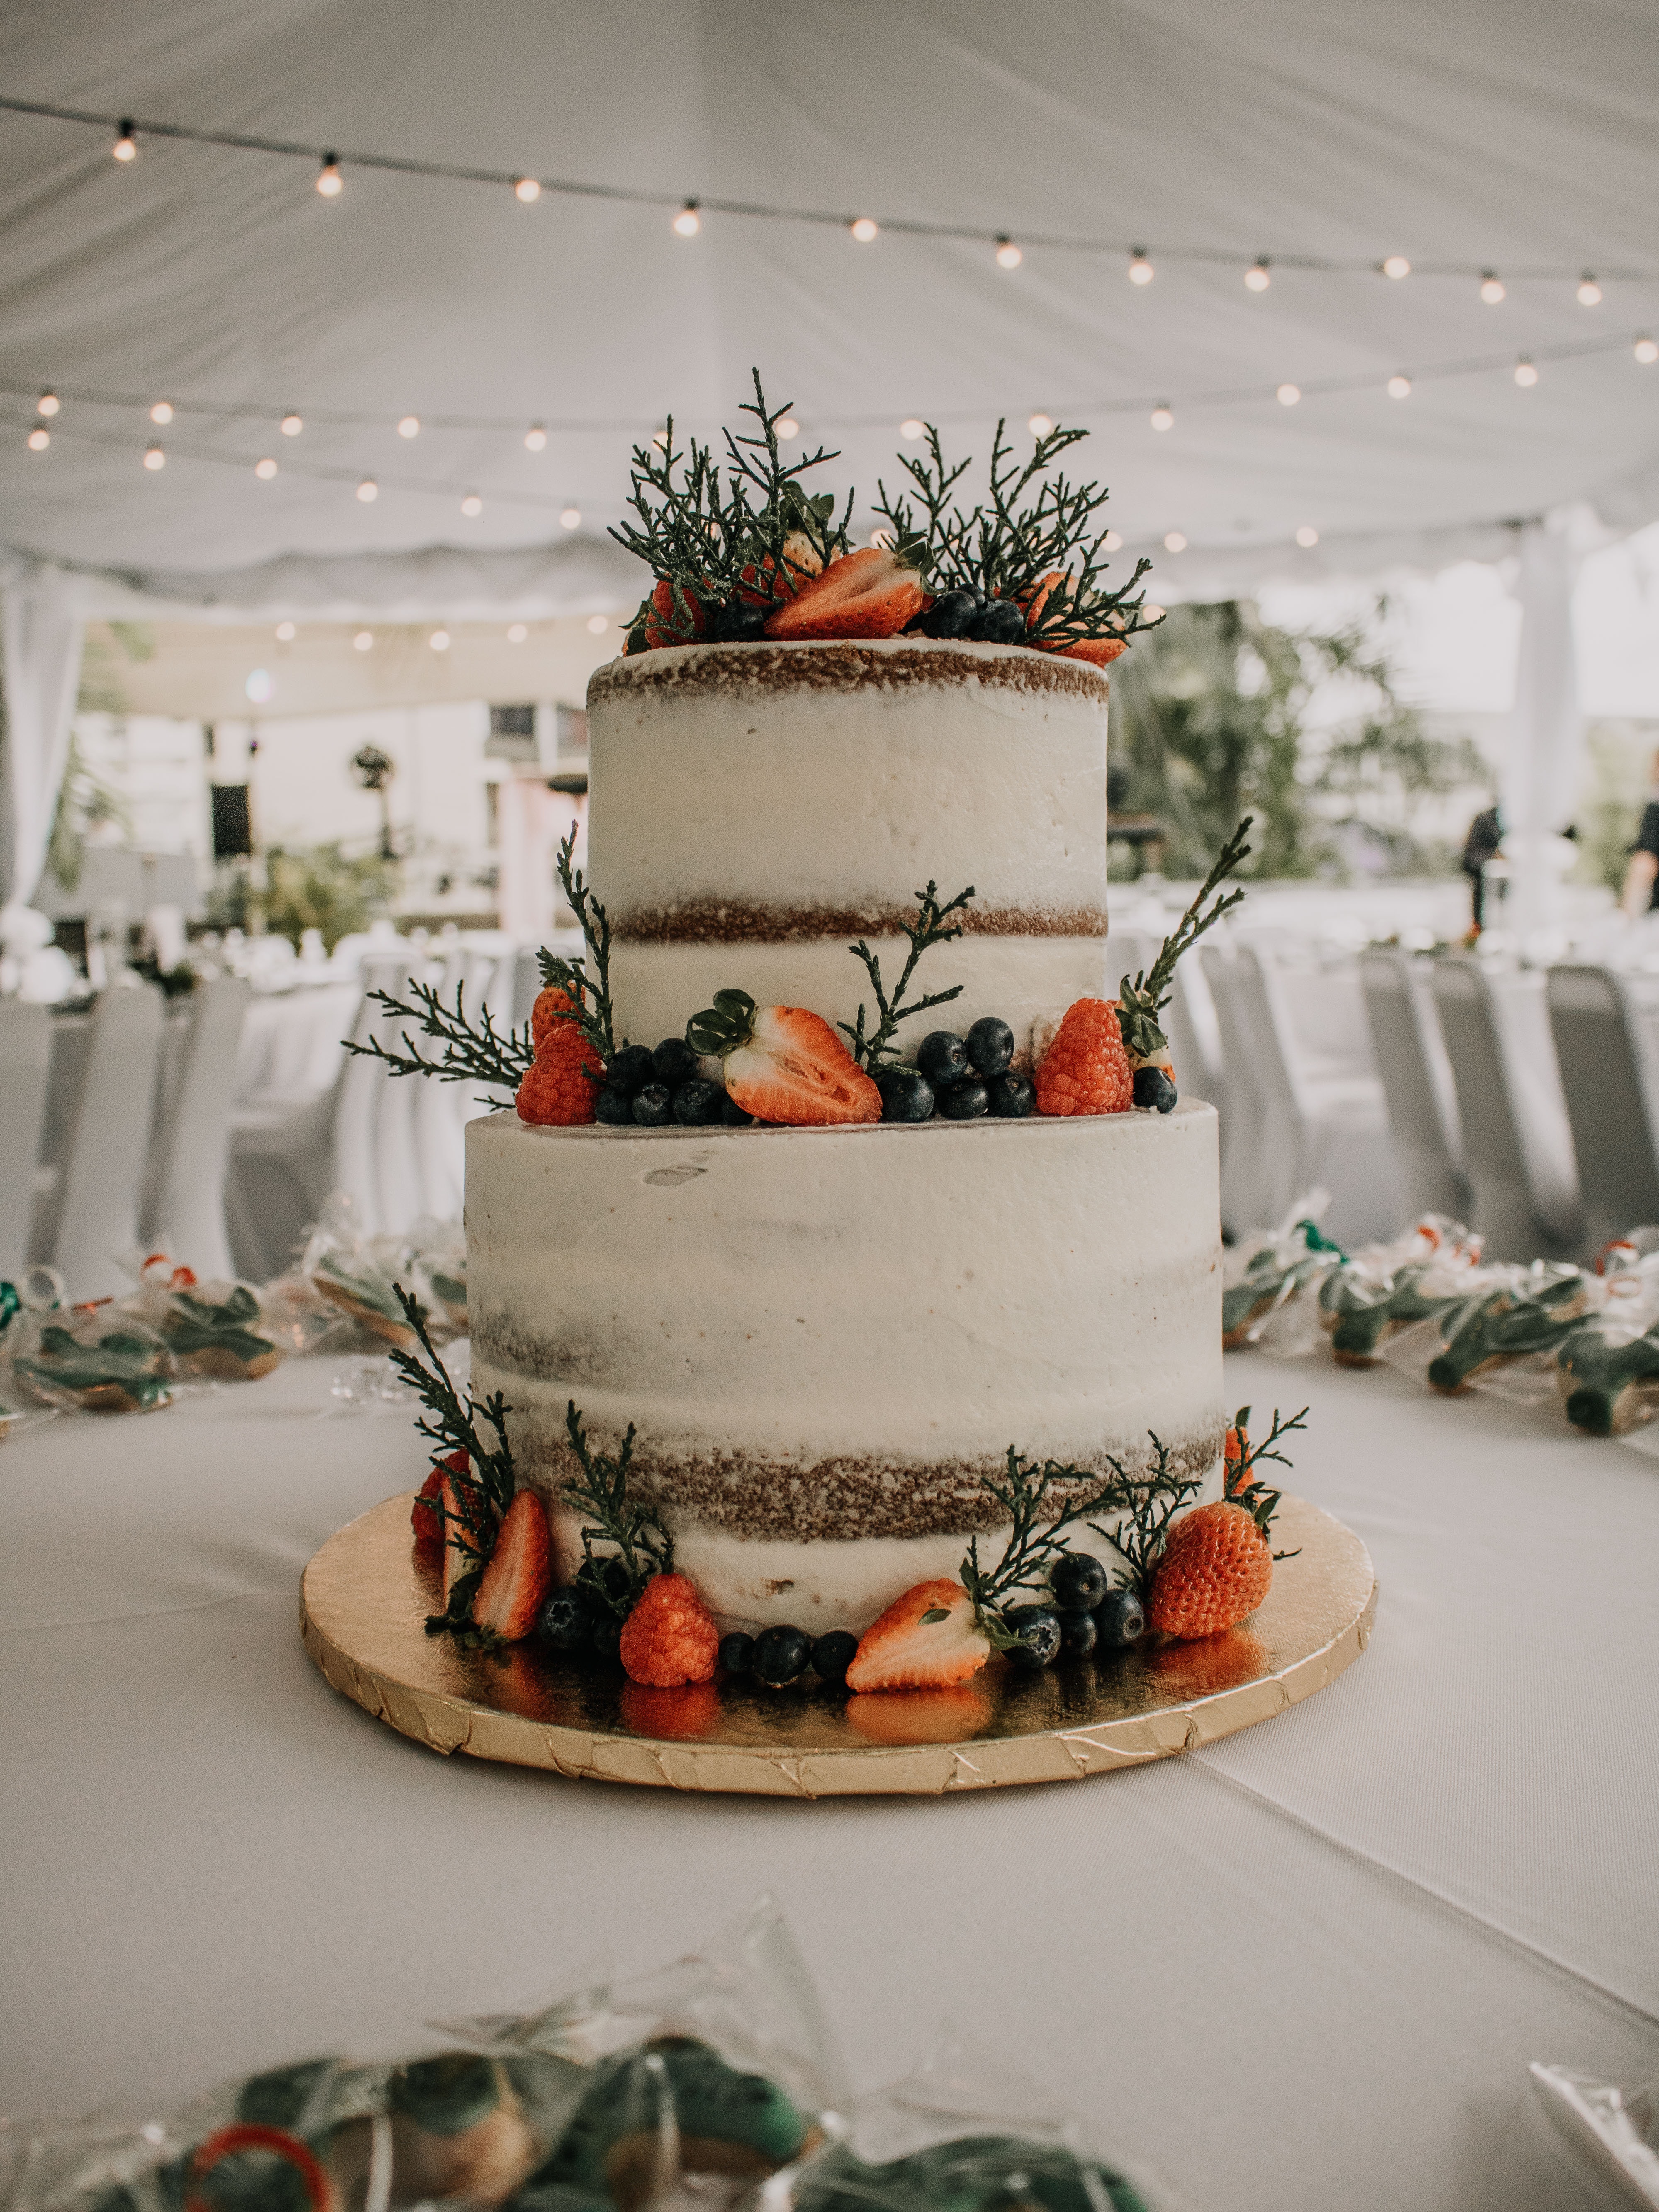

7,1308,177,1415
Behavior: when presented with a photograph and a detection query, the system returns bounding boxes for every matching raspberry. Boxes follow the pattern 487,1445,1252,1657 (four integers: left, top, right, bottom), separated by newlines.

529,985,574,1053
1146,1502,1274,1639
618,1572,720,1687
516,1021,603,1126
1034,997,1134,1116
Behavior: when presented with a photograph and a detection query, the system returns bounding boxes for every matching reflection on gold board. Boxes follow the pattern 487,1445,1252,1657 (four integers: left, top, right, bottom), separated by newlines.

299,1492,1375,1798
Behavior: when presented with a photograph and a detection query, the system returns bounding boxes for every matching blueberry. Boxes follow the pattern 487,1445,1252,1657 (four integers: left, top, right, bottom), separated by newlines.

1093,1587,1146,1648
707,600,770,643
965,1016,1014,1076
916,1030,969,1085
536,1588,591,1653
968,599,1027,645
936,1078,989,1120
919,589,981,639
653,1037,699,1087
752,1624,811,1686
986,1071,1036,1118
721,1093,756,1126
587,1613,623,1663
608,1043,655,1096
718,1632,755,1676
1133,1065,1178,1114
672,1077,725,1125
1051,1554,1110,1612
1001,1604,1062,1669
811,1629,859,1687
596,1086,635,1125
632,1082,672,1127
1058,1608,1098,1657
880,1066,935,1123
575,1556,632,1611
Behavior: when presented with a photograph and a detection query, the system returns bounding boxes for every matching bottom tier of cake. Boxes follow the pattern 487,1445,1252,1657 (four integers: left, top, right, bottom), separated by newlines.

466,1102,1225,1632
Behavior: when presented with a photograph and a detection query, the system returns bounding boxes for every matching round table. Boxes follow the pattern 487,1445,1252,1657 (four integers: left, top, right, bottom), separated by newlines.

2,1349,1654,2212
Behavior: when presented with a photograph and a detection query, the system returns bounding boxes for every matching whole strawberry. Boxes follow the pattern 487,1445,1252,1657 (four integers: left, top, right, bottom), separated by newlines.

517,987,603,1127
1146,1501,1273,1639
1035,997,1134,1116
530,984,575,1052
618,1571,720,1687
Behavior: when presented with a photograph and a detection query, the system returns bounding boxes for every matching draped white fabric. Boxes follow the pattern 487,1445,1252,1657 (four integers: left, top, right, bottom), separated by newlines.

0,557,88,908
1500,518,1589,939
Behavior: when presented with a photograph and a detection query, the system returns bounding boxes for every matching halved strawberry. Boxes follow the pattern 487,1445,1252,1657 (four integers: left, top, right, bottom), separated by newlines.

685,989,881,1126
412,1447,469,1547
643,576,707,649
1060,636,1126,668
764,547,925,642
471,1490,552,1642
738,530,824,607
440,1472,473,1604
845,1578,991,1692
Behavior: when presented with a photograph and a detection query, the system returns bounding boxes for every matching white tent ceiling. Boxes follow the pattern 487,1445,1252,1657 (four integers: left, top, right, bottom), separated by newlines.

1,0,1657,619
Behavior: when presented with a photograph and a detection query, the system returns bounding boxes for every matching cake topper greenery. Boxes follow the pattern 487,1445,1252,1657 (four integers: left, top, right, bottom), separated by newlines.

1115,814,1254,1064
840,879,977,1070
561,1400,674,1614
961,1448,1154,1649
1093,1404,1309,1596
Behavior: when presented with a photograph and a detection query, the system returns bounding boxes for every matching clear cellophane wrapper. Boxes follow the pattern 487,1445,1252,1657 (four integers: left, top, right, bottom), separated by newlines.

0,1905,1161,2212
300,1201,465,1353
3,1295,178,1417
1526,2064,1659,2208
114,1257,292,1383
1219,1195,1347,1356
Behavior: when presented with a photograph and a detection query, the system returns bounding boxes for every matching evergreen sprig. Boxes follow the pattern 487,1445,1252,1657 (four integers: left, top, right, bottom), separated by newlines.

962,1448,1140,1650
344,978,533,1105
536,824,617,1070
1225,1402,1308,1558
1115,815,1254,1063
388,1286,518,1643
873,419,1160,647
1087,1434,1207,1599
839,880,976,1070
562,1400,673,1615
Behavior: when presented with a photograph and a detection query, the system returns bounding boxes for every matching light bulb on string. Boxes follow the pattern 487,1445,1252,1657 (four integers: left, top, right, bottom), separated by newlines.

1577,272,1603,306
514,177,540,204
275,622,296,642
316,155,343,197
1027,412,1053,437
524,423,547,450
1163,531,1187,552
1102,530,1122,551
1382,255,1411,279
1295,525,1320,548
673,199,701,237
586,614,608,635
1636,337,1659,365
1480,270,1505,304
397,416,420,439
1514,357,1538,387
280,412,303,436
356,477,378,502
776,416,799,440
559,506,581,529
36,391,59,418
995,236,1023,269
461,492,483,516
429,630,450,652
1149,402,1174,431
112,118,136,161
900,417,924,440
650,427,668,452
1245,258,1271,291
254,457,277,479
150,400,173,425
1143,604,1166,623
353,630,374,652
1277,383,1301,406
1387,373,1412,399
507,623,528,642
143,443,165,470
1128,248,1153,285
850,216,879,243
27,427,49,452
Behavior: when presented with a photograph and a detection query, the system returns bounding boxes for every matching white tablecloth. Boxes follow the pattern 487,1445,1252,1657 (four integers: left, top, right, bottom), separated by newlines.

2,1351,1655,2211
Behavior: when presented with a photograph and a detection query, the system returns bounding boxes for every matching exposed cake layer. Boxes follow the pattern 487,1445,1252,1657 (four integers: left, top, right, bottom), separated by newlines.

467,1104,1224,1629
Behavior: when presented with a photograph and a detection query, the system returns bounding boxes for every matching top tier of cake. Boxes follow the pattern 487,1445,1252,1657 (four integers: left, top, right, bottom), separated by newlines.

588,637,1112,1053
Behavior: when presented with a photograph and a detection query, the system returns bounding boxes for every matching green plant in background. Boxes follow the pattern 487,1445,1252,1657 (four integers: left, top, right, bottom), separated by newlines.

1109,600,1485,880
262,842,399,950
1573,724,1652,895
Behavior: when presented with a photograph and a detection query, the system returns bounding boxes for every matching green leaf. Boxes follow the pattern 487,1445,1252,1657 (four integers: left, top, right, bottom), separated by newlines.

919,1607,949,1624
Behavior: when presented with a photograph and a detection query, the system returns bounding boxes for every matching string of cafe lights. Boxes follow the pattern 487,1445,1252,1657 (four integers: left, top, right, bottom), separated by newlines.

5,93,1658,299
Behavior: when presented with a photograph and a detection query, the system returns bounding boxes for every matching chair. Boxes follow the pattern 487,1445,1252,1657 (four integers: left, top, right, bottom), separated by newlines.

1545,964,1659,1259
1360,950,1471,1222
141,976,251,1281
1201,947,1276,1237
30,982,165,1301
1429,960,1581,1262
0,1000,51,1282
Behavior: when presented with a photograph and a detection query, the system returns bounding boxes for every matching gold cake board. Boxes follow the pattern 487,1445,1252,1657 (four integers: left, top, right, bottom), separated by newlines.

299,1492,1375,1798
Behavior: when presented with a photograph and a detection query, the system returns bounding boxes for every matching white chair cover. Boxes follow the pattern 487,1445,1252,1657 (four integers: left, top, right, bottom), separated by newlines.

1430,960,1581,1262
1359,950,1470,1222
0,999,51,1282
363,953,431,1235
142,976,251,1280
227,987,375,1281
35,982,164,1300
1545,964,1659,1258
1202,946,1275,1237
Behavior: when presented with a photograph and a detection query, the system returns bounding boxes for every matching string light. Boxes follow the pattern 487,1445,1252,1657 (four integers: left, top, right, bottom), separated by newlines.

586,614,609,634
27,427,49,451
112,118,136,161
514,177,540,204
1276,383,1301,406
353,630,373,651
275,621,296,641
776,416,799,440
1027,411,1053,436
460,491,483,515
524,423,547,450
429,629,450,651
356,476,377,501
507,622,528,642
995,236,1023,269
1577,272,1603,306
1387,373,1412,399
850,217,879,243
650,427,668,451
1637,337,1659,365
1149,402,1174,431
559,506,581,529
900,417,924,439
143,443,165,469
36,391,59,417
281,412,303,436
1514,356,1539,387
1144,604,1166,622
254,456,277,479
1382,255,1411,279
397,415,420,438
1163,531,1187,552
1245,258,1271,292
1102,530,1122,551
869,526,895,548
1295,525,1320,547
1480,270,1505,304
316,155,343,197
673,199,701,237
149,400,173,424
1128,248,1154,285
